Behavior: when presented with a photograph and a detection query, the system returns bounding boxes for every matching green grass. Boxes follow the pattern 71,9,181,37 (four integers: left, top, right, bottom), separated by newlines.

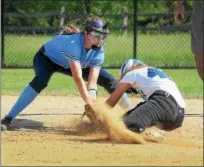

1,69,202,98
4,33,194,68
3,34,200,98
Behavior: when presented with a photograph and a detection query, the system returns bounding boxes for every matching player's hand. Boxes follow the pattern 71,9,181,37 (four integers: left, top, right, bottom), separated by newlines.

174,2,184,24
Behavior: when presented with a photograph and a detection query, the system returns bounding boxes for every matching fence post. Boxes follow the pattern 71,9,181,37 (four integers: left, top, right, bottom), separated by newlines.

122,7,128,35
1,0,5,68
59,6,65,29
133,0,138,59
84,0,92,14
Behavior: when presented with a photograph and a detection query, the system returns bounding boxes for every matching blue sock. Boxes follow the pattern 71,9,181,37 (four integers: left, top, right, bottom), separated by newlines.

7,84,38,119
118,93,132,110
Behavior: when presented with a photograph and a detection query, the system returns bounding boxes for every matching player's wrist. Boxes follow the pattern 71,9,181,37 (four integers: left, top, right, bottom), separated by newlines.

88,89,97,101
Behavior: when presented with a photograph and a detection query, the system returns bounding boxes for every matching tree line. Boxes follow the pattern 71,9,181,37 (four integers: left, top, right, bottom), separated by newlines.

3,0,193,33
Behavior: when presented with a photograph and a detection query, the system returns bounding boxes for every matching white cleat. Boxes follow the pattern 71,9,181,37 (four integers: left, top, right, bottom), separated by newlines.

144,129,167,142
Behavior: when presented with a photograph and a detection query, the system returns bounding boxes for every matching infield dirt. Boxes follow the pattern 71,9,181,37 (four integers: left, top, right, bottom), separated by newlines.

1,96,203,166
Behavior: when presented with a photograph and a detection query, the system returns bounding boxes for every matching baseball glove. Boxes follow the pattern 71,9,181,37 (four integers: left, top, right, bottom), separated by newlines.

81,104,100,125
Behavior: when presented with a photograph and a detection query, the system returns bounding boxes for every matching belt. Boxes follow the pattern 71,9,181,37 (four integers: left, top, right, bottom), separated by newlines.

150,90,184,111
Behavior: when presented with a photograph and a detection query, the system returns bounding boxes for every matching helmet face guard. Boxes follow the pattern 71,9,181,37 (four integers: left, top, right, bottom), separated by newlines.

120,59,144,79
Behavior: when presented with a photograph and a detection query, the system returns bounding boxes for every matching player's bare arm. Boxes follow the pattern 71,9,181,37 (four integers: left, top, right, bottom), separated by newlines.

69,61,91,104
106,82,132,108
87,67,100,90
174,0,184,24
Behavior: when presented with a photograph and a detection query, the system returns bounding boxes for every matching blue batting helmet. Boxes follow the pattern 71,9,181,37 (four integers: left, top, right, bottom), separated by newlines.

120,59,144,78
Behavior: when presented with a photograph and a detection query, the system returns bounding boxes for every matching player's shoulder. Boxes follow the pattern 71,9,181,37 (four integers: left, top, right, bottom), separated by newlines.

60,33,82,43
48,33,77,43
55,33,82,58
62,33,83,51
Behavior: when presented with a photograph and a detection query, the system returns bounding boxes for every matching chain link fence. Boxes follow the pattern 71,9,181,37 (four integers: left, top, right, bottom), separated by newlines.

1,0,194,68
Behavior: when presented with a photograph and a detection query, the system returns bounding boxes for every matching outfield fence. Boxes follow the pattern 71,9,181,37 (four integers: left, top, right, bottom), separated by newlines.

1,0,195,69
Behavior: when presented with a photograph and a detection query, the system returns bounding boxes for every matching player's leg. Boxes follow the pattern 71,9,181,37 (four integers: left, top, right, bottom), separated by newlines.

122,100,168,141
191,0,203,80
194,54,203,80
1,50,56,130
123,100,157,133
123,92,184,133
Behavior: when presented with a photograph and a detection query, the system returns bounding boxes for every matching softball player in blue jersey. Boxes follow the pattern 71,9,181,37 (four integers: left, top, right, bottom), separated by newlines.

1,15,131,130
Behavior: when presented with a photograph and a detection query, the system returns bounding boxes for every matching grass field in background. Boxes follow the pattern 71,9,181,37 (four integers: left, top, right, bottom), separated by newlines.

2,69,202,98
4,33,194,68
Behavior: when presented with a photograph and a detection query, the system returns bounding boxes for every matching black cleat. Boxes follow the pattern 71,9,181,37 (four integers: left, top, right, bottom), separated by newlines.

1,116,12,131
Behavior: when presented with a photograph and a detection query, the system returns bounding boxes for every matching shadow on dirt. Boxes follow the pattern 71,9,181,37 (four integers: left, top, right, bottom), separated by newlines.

7,118,104,134
6,118,45,131
6,118,109,143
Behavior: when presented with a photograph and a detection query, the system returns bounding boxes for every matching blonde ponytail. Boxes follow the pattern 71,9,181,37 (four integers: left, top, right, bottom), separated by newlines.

61,23,80,34
61,14,104,34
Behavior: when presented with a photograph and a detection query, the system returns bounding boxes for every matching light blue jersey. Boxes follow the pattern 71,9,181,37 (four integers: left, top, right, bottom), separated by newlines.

43,33,104,69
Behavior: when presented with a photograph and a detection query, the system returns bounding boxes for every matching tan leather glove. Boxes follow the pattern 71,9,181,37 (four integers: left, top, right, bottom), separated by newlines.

81,104,100,125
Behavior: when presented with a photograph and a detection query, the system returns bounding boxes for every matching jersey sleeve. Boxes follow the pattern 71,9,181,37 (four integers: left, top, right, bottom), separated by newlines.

89,50,105,68
120,71,136,85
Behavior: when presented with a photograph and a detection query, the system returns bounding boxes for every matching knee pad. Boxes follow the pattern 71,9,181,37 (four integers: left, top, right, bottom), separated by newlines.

123,116,145,133
29,76,47,93
162,121,183,131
